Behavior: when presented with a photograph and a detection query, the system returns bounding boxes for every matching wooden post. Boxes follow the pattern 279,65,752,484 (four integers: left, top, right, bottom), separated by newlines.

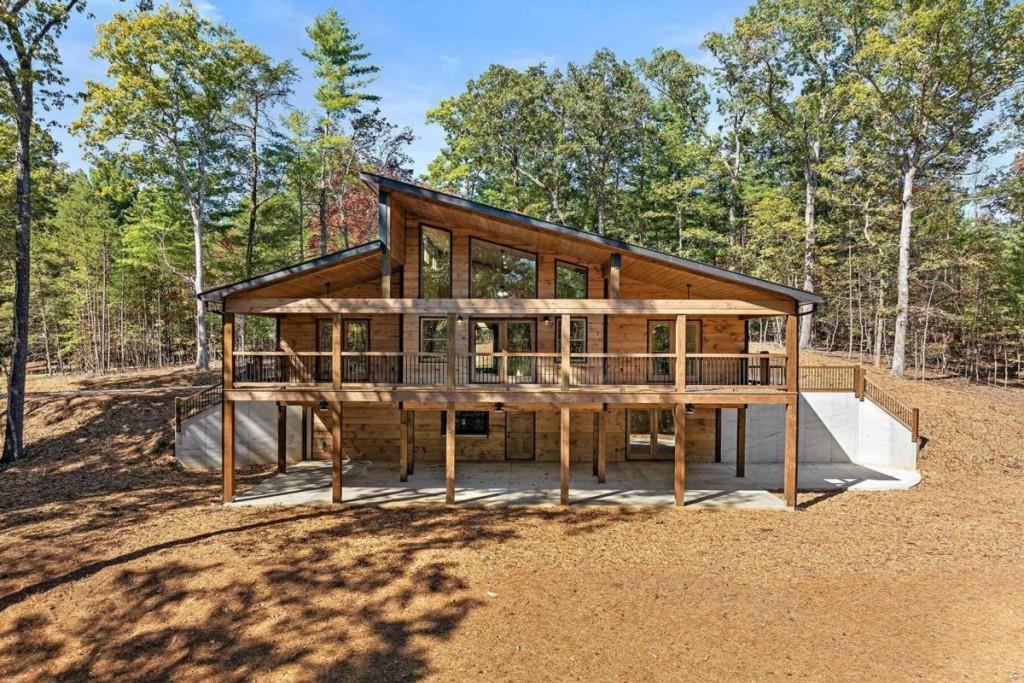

277,402,287,474
786,314,799,393
675,314,687,391
445,404,456,504
853,365,864,398
759,351,770,386
784,399,798,509
222,312,235,503
597,408,607,483
301,407,309,461
408,412,415,474
911,408,920,443
714,408,722,463
736,405,746,478
174,396,182,433
379,191,391,298
857,367,866,400
332,313,342,388
560,406,570,505
399,407,409,482
649,408,658,460
673,403,686,506
607,253,621,299
560,313,571,390
223,399,235,503
446,313,457,389
331,401,342,503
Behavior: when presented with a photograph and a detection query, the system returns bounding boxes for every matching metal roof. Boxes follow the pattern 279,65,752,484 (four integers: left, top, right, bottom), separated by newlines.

198,241,384,302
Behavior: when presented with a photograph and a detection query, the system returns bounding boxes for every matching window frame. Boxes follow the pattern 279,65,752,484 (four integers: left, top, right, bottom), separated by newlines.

418,224,453,299
554,316,588,364
440,410,490,438
468,236,539,299
554,260,588,299
419,317,449,362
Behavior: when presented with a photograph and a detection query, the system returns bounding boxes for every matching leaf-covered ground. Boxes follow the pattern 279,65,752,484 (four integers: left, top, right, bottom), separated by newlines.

0,359,1022,681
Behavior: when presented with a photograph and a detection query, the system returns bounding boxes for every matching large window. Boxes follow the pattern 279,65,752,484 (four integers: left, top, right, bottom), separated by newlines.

470,238,537,299
555,317,588,359
555,261,588,299
440,411,489,437
420,318,449,356
420,226,452,298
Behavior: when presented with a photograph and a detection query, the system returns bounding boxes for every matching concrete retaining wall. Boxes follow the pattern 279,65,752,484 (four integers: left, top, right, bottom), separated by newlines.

720,392,918,470
175,402,304,470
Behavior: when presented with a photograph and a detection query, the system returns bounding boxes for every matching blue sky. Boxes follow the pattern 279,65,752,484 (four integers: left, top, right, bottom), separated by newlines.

54,0,752,176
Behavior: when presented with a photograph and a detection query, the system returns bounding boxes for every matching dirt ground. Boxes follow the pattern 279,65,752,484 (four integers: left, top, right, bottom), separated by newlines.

0,357,1022,681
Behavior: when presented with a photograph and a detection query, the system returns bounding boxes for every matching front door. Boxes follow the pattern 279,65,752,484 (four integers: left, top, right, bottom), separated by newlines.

505,411,536,460
343,319,370,381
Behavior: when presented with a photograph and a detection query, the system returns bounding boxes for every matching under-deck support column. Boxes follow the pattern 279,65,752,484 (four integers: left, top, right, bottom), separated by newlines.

331,401,342,503
597,408,607,483
674,404,686,506
277,402,287,474
735,405,746,478
784,398,798,508
445,404,456,504
560,407,570,505
399,407,409,482
222,312,235,503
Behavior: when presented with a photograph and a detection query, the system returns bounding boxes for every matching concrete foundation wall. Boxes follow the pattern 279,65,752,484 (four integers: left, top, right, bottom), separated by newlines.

175,402,304,470
720,392,918,470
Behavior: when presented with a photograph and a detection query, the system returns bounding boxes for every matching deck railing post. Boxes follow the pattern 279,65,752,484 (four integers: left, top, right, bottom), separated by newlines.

759,351,770,386
446,313,457,388
560,314,571,390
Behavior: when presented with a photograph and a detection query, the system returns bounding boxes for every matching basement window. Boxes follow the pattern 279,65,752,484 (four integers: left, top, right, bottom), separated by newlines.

440,411,489,437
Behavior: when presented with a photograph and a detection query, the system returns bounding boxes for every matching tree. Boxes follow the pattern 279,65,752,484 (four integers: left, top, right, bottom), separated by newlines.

302,8,379,255
843,0,1024,377
0,0,95,463
229,46,296,279
76,3,250,370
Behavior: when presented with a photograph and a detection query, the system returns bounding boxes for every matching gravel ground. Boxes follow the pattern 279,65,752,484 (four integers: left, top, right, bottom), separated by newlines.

0,358,1022,681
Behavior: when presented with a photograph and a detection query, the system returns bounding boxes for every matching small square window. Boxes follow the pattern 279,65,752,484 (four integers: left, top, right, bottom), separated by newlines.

440,411,489,437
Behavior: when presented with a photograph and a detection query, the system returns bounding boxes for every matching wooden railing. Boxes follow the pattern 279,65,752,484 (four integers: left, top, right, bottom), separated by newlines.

175,383,222,431
230,351,795,390
800,365,858,392
864,378,920,439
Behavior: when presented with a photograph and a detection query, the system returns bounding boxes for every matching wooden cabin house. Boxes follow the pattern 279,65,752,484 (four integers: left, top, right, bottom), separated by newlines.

198,173,824,508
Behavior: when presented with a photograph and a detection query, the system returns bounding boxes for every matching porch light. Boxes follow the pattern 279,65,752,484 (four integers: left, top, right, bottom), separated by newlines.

456,315,465,327
685,403,695,414
318,401,328,412
494,402,504,413
543,315,552,326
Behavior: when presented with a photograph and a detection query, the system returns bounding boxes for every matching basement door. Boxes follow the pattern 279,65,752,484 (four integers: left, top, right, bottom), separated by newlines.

626,408,675,461
504,411,536,460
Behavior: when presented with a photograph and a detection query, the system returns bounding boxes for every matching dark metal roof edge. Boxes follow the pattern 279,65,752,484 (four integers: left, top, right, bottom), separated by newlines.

198,241,384,302
361,172,825,305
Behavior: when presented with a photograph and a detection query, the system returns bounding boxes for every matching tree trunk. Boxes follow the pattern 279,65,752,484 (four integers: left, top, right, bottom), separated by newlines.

891,161,916,378
191,204,209,371
799,149,818,350
2,106,32,463
319,182,328,256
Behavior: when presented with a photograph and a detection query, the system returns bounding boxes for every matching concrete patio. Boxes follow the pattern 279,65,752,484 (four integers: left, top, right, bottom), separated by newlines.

230,460,920,509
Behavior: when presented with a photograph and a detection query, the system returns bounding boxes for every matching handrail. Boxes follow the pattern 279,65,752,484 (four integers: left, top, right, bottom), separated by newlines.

175,382,222,431
864,378,919,440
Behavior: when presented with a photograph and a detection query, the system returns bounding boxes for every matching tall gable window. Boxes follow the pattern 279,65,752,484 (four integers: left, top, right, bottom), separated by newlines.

555,261,587,299
470,238,537,299
420,226,451,298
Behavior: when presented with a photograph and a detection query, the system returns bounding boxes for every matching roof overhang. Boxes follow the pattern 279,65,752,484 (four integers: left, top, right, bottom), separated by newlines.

198,241,384,303
361,172,824,306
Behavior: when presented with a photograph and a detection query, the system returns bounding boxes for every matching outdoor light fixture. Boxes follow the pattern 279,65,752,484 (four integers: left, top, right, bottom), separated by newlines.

456,315,465,327
318,400,328,412
685,403,695,414
494,402,504,413
543,315,552,326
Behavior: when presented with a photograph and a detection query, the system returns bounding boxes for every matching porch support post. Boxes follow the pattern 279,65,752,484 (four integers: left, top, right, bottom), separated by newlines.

560,406,570,505
784,398,798,509
673,403,686,506
786,314,798,392
399,405,409,482
332,313,342,388
606,253,620,299
331,401,342,503
675,314,687,391
445,403,456,504
597,407,607,483
560,313,571,390
222,312,235,503
277,402,287,474
446,313,457,389
649,409,657,460
736,405,746,478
